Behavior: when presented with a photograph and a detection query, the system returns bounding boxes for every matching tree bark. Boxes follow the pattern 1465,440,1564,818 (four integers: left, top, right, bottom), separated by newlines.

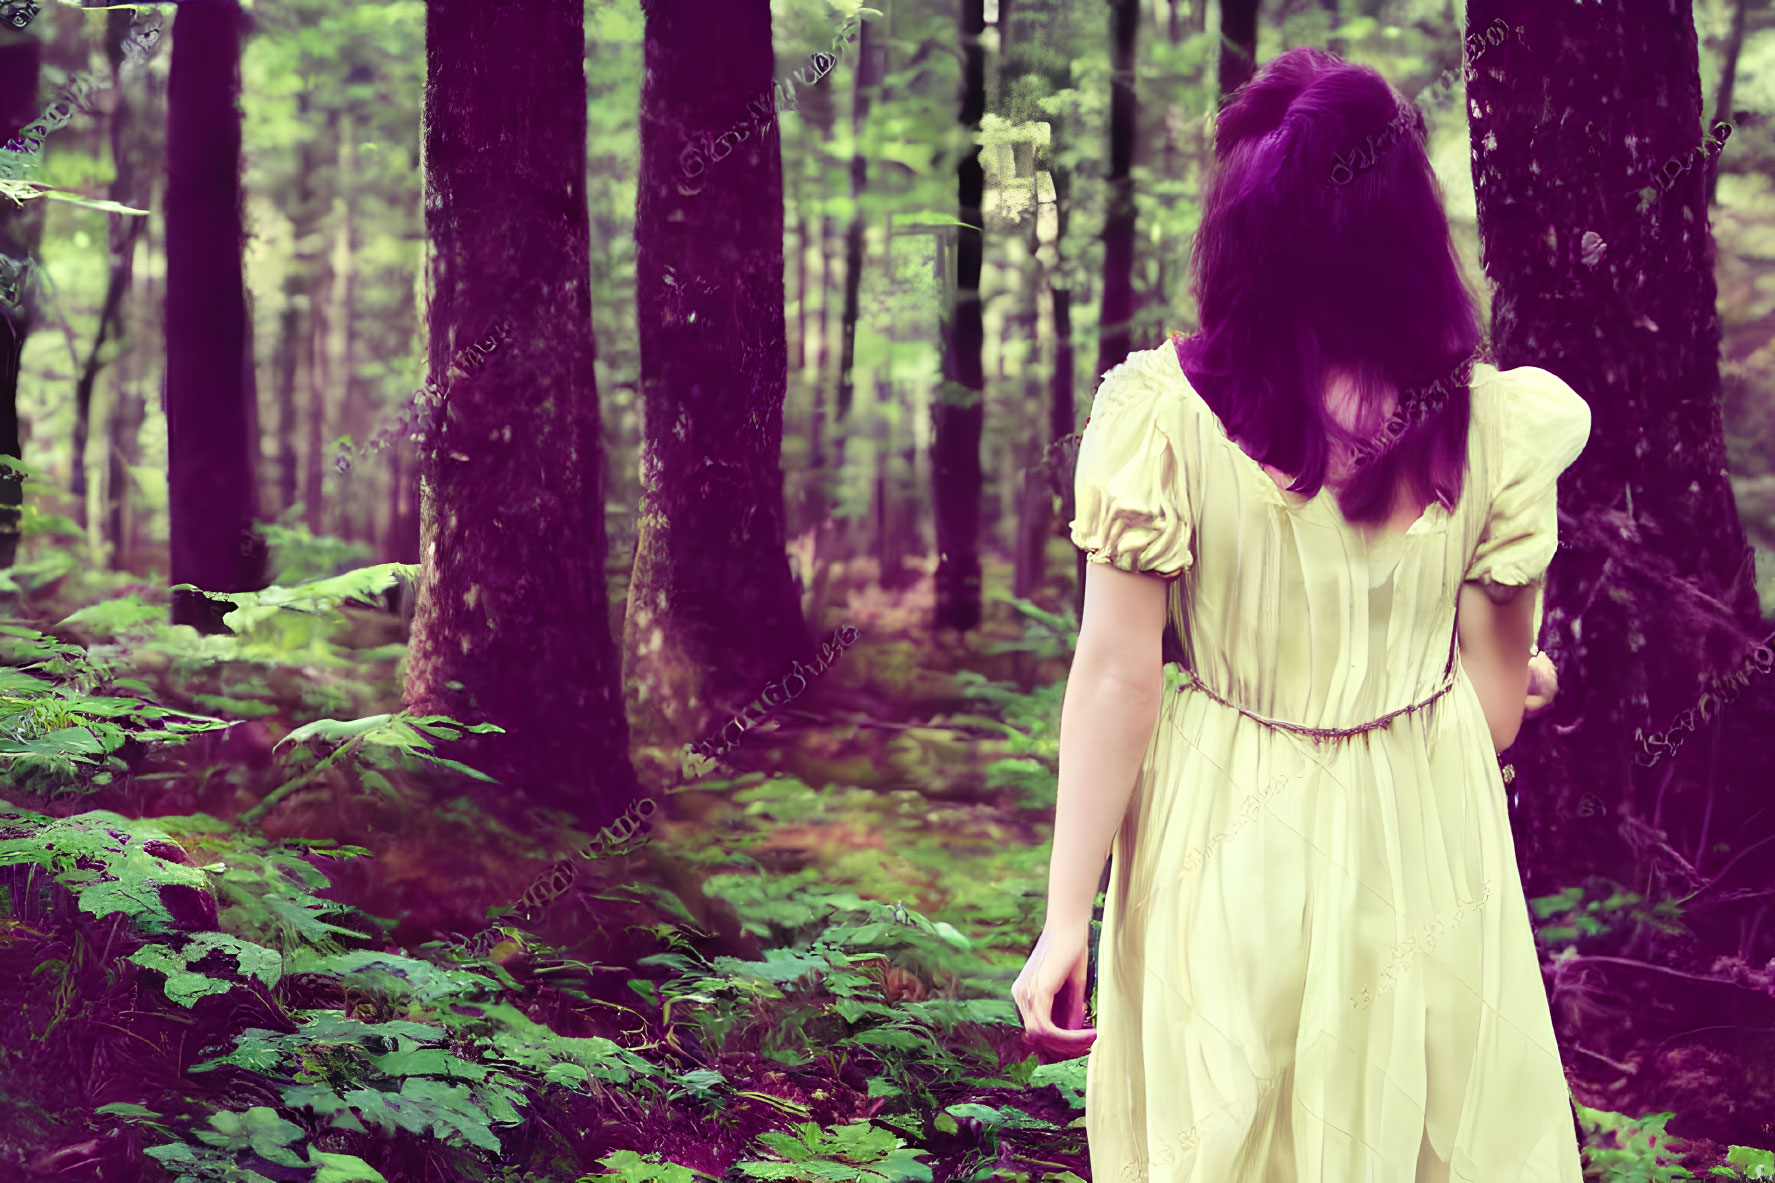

835,16,878,480
0,34,43,572
273,303,299,513
1096,0,1139,377
1468,0,1771,1133
1218,0,1260,100
108,27,156,572
74,11,151,527
164,0,266,630
329,124,360,543
301,115,336,538
1012,210,1046,600
812,208,833,470
405,0,637,817
933,0,987,633
794,201,808,375
623,0,809,746
1707,0,1749,206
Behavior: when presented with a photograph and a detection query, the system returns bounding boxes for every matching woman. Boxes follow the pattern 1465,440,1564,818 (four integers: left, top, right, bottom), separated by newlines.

1011,46,1589,1181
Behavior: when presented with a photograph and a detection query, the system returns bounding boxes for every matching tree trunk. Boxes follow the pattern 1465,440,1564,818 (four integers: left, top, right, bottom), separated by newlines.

108,349,144,571
273,302,300,512
933,0,987,633
1218,0,1260,99
108,35,155,572
835,16,878,480
623,0,809,746
813,209,833,470
406,0,638,818
0,34,44,573
1468,0,1772,1135
1707,0,1749,206
74,9,150,529
1012,211,1046,600
302,114,339,538
795,207,808,374
329,124,360,543
278,101,324,520
1096,0,1139,376
164,0,266,630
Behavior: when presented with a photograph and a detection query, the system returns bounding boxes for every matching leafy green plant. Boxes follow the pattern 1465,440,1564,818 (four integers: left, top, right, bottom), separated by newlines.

1529,881,1687,947
1576,1104,1696,1182
0,624,231,796
0,802,217,936
242,711,505,824
251,513,378,586
577,1148,719,1183
731,1119,933,1182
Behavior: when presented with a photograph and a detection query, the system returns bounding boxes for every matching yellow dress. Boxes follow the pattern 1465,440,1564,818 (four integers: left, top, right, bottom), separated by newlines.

1069,342,1591,1182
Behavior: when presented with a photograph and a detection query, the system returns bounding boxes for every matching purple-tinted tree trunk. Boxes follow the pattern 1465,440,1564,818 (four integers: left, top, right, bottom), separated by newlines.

0,34,42,571
623,0,809,744
1095,0,1139,376
1468,0,1773,1138
835,16,878,480
933,0,987,633
1218,0,1260,99
164,0,265,630
405,0,638,819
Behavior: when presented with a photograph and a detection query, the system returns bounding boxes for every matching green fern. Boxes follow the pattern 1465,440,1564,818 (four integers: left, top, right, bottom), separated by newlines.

0,803,214,936
1576,1104,1695,1182
733,1119,933,1183
127,932,283,1007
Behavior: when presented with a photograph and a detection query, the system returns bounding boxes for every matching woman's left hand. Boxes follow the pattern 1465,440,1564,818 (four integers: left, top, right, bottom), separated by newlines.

1012,921,1097,1057
1525,651,1559,717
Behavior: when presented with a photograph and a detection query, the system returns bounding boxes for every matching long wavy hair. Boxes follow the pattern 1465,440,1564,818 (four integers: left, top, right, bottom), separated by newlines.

1171,45,1487,526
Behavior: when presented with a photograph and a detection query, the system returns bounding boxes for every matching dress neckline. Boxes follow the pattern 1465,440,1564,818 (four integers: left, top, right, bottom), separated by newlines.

1161,336,1450,538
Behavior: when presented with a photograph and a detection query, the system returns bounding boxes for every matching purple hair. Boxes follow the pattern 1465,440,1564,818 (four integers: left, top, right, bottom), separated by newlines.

1171,45,1486,525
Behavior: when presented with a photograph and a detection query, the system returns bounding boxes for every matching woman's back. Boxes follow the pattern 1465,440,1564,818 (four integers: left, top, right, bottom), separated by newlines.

1075,340,1589,731
1068,338,1591,1181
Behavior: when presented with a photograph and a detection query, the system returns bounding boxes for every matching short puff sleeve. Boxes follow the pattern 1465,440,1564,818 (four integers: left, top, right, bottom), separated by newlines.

1464,366,1591,635
1068,350,1194,578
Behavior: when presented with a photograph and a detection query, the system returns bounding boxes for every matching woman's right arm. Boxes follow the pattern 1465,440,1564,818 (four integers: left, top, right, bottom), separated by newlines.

1456,579,1536,752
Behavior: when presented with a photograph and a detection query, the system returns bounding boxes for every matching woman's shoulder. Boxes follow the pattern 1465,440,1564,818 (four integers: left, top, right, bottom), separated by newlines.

1468,362,1592,481
1089,341,1201,423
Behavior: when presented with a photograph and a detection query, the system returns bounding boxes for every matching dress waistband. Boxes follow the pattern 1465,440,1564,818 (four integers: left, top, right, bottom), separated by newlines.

1176,668,1459,742
1175,627,1462,743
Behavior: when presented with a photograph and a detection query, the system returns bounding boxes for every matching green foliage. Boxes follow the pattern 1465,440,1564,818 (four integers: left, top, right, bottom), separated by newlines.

246,710,505,824
1712,1145,1775,1179
172,562,415,660
0,622,231,796
253,515,378,586
1576,1105,1697,1182
733,1119,933,1182
578,1148,718,1183
206,833,374,953
0,802,214,936
129,931,284,1006
1528,880,1686,947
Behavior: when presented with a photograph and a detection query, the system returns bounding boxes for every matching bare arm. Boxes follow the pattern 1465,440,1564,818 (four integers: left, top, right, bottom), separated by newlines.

1044,561,1170,930
1455,580,1537,752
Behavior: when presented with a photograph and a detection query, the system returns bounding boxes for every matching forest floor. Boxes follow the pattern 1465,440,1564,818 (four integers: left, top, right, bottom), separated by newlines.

0,532,1771,1183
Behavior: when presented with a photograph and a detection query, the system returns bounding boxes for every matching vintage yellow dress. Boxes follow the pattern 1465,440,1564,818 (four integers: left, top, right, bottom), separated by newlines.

1070,342,1591,1182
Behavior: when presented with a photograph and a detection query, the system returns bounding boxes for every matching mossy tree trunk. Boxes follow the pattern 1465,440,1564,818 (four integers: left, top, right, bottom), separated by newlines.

405,0,638,820
1467,0,1772,1133
623,0,810,745
0,32,42,572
